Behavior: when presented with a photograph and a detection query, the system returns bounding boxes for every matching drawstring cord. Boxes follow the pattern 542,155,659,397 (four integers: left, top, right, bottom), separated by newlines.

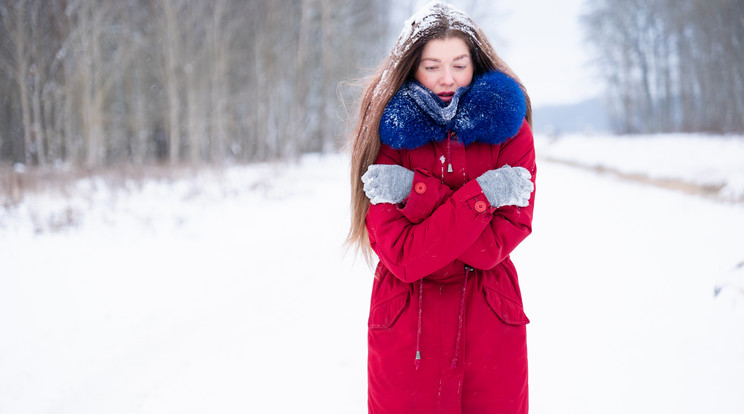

415,277,424,369
447,131,454,173
451,265,472,368
414,265,473,370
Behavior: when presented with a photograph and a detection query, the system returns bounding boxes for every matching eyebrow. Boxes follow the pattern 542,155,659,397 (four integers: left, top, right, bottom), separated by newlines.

421,54,471,63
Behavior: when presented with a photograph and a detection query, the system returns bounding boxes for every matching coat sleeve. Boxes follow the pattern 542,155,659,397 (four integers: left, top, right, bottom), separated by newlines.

373,144,454,224
366,147,495,283
457,121,536,270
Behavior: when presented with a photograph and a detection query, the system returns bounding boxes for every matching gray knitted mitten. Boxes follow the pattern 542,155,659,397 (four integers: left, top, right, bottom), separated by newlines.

362,164,414,205
475,165,534,208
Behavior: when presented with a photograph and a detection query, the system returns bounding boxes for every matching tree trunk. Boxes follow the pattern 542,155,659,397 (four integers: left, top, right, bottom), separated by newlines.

11,1,34,165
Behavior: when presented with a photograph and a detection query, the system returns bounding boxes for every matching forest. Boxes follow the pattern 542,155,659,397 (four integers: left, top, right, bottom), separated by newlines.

583,0,744,134
0,0,390,168
1,0,742,169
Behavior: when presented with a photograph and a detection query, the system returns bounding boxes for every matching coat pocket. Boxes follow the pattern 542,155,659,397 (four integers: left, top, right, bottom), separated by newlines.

484,287,530,326
368,291,409,329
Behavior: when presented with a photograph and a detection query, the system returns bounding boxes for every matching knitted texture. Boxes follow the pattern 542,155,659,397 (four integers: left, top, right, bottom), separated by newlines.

362,164,415,205
475,165,534,208
380,70,526,150
407,81,471,125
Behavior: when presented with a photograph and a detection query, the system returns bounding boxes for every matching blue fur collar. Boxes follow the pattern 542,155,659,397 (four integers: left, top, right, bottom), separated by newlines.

379,71,526,149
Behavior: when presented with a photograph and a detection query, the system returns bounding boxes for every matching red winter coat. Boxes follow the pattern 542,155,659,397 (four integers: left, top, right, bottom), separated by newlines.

365,120,535,414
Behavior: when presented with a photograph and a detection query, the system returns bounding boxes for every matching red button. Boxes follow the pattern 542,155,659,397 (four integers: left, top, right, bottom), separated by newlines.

414,182,427,194
474,200,488,213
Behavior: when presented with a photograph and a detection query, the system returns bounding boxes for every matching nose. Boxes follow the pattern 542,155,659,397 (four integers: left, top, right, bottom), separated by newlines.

440,68,455,86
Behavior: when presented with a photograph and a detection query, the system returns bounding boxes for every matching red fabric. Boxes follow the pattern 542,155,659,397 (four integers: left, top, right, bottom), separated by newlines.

366,120,535,414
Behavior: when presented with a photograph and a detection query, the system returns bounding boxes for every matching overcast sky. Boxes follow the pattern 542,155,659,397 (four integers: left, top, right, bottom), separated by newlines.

495,0,602,107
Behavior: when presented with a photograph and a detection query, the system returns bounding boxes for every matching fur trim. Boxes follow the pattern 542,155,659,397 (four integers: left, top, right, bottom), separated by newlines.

379,71,526,149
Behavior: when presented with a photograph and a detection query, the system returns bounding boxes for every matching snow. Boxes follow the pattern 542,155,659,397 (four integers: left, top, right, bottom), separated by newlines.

536,132,744,201
394,1,479,58
2,134,744,413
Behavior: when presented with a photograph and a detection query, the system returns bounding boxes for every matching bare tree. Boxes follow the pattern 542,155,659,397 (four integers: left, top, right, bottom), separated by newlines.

583,0,744,134
155,0,185,165
0,0,406,168
1,1,34,165
207,0,231,162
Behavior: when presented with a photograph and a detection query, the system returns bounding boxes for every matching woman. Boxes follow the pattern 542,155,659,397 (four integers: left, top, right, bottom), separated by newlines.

347,2,536,413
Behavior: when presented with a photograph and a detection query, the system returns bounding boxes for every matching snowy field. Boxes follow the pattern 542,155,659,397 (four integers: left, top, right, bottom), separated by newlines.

1,133,743,413
535,132,744,201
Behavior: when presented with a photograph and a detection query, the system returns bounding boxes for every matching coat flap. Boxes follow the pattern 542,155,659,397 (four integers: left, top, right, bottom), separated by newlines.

484,287,530,325
368,291,409,329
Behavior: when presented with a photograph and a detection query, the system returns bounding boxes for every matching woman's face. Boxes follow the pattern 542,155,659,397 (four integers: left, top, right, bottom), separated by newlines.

414,37,474,103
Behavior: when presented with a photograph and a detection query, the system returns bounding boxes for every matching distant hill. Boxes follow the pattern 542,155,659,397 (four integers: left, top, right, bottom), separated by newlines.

532,97,611,135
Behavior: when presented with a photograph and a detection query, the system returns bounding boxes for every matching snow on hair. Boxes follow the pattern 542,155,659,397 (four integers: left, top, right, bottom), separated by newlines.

393,1,479,58
379,1,483,99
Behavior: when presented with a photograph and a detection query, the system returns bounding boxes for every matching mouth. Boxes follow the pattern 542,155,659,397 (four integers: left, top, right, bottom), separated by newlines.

438,91,455,102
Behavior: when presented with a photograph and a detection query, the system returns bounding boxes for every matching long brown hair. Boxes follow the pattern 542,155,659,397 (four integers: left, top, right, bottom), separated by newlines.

346,2,532,263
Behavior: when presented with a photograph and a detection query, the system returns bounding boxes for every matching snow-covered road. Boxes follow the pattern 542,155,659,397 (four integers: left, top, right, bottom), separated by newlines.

519,160,744,414
1,141,743,413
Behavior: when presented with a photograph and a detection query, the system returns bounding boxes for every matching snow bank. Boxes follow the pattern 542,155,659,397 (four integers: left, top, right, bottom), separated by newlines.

535,132,744,201
0,154,370,413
